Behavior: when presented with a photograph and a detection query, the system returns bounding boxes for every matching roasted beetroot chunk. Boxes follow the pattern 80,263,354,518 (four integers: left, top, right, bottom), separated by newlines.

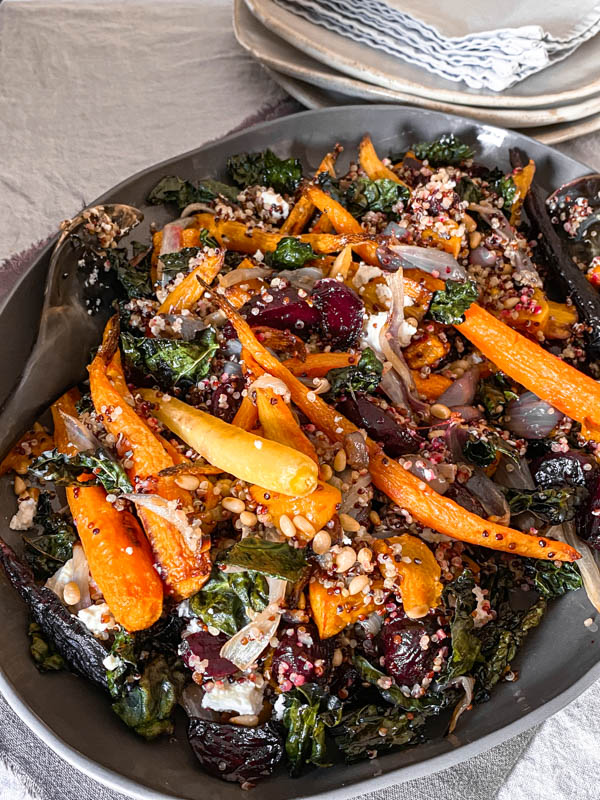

271,622,332,691
312,279,364,349
188,719,284,785
181,630,236,679
210,374,244,423
336,393,423,457
241,286,319,339
381,614,441,687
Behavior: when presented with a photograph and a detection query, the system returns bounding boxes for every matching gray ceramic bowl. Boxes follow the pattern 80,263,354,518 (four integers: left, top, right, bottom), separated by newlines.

1,106,599,800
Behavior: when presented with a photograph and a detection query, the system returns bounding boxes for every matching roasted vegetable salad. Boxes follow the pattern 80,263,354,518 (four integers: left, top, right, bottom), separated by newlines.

3,132,600,787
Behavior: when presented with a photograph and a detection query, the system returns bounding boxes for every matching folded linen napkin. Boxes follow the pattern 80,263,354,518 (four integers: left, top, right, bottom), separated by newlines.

272,0,600,91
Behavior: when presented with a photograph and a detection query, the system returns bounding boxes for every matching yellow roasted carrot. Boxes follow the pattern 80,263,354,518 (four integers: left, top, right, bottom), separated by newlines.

255,385,318,463
214,296,580,563
359,134,411,192
157,250,224,314
52,389,163,631
140,389,318,497
88,317,211,599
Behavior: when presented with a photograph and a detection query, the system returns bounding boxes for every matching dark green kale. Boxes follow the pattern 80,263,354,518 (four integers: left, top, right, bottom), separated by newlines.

444,570,481,679
24,493,77,581
189,567,269,637
411,134,474,167
316,171,346,206
265,237,317,270
28,621,65,672
430,280,478,324
476,372,518,419
281,684,342,775
75,392,94,416
345,177,409,217
111,655,185,740
489,170,517,212
463,431,519,469
106,629,138,699
524,558,582,599
456,177,483,204
110,246,154,299
332,704,426,763
120,328,218,390
221,537,309,583
227,149,303,195
326,348,383,398
503,486,588,525
147,175,238,209
29,448,133,494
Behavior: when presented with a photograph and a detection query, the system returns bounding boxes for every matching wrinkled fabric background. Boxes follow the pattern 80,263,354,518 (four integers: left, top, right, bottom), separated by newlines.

0,2,599,799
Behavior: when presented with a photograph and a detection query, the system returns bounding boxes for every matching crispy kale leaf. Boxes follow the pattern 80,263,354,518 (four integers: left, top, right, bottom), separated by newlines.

111,655,185,740
227,149,302,195
444,570,481,679
346,177,409,217
159,236,219,280
28,621,65,672
456,177,483,204
189,567,269,637
489,170,517,212
106,629,137,698
411,134,474,167
476,372,518,419
29,447,132,494
430,279,478,324
503,486,588,525
147,175,238,208
121,328,218,390
266,237,316,270
524,559,583,599
24,493,77,581
281,684,342,775
463,431,519,469
332,704,426,763
326,348,383,398
221,537,309,583
112,245,153,299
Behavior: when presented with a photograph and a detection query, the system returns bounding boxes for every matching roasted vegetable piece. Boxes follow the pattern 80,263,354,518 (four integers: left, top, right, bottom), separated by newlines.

373,535,443,618
332,704,425,763
141,389,318,497
222,537,308,582
227,148,302,194
0,422,54,475
89,317,211,599
272,623,333,690
249,481,341,537
309,572,384,639
359,134,411,192
281,683,342,775
216,298,580,562
280,150,338,235
0,538,108,690
180,629,236,678
283,352,357,378
335,393,424,458
381,614,444,685
312,278,365,349
188,719,284,785
456,301,600,442
304,186,379,264
51,390,163,631
411,370,453,400
157,249,224,313
255,385,318,463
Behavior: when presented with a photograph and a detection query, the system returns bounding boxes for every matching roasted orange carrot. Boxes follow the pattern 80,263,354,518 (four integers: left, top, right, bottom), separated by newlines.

214,297,580,562
249,480,341,538
510,159,535,226
305,187,379,264
421,223,463,259
88,317,211,599
157,250,224,314
193,212,379,257
0,423,54,475
280,150,338,235
456,302,600,442
411,370,453,400
51,389,163,631
311,213,335,233
282,352,358,378
232,395,259,431
359,134,411,192
107,350,133,403
255,385,319,463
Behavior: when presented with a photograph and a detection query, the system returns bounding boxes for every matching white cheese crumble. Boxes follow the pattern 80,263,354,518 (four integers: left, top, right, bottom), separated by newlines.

102,654,123,671
259,190,289,222
201,678,265,715
77,602,117,637
9,497,37,531
352,263,384,290
398,318,418,347
362,311,388,352
248,374,291,403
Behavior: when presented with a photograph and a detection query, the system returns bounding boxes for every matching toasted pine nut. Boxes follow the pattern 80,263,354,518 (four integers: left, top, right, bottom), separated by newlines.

174,474,200,491
369,510,381,526
279,514,296,538
320,464,333,481
240,510,258,527
312,530,331,554
229,714,259,727
222,497,245,514
430,403,451,420
333,449,347,472
464,213,477,233
348,575,369,595
335,546,357,572
469,231,482,249
63,581,81,606
13,476,27,496
357,547,373,568
293,515,316,537
332,648,343,667
339,513,360,532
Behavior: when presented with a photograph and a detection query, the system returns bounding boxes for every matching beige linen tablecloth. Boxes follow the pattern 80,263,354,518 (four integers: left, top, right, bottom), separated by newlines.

0,2,599,799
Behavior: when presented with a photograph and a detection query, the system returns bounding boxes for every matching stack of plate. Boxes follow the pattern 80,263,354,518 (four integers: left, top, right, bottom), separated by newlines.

234,0,600,144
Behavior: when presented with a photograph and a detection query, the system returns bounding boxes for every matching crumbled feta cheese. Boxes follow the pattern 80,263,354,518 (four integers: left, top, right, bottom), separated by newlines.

272,693,287,721
248,374,291,402
260,190,289,222
9,497,37,531
398,318,418,347
352,263,383,290
201,678,265,715
77,602,117,637
362,311,388,352
102,654,123,671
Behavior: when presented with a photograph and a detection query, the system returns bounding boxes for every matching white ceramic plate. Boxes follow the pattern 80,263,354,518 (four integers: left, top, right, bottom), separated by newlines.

235,0,600,127
244,0,600,109
265,67,600,145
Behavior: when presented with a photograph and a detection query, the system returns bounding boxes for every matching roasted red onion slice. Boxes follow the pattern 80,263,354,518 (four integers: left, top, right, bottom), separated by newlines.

505,391,564,439
437,368,479,408
385,243,467,281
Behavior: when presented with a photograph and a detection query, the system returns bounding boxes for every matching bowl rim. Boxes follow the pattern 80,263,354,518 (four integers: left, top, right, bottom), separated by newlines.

1,104,598,799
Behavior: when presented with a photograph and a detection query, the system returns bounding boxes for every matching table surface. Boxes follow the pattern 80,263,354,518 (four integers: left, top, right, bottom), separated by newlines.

0,2,599,799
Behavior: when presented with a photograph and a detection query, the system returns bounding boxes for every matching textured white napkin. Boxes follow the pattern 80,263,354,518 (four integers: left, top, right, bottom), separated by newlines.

1,2,600,799
271,0,600,90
